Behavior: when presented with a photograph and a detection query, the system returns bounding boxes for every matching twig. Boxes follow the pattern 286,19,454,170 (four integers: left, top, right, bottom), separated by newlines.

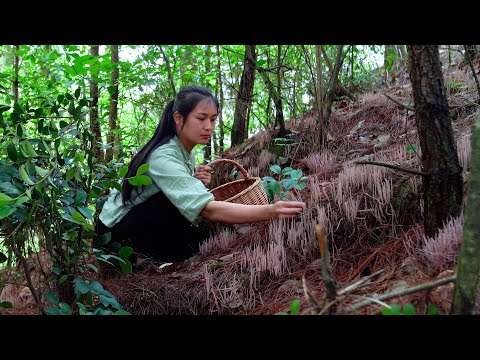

337,269,385,296
355,160,430,177
346,274,456,313
316,223,337,314
302,276,320,315
383,93,415,111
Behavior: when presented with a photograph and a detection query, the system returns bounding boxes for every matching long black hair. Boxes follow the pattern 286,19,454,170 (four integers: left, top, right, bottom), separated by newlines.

120,85,219,204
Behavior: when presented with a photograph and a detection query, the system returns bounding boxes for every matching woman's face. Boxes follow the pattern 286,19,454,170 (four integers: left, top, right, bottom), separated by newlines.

175,98,217,152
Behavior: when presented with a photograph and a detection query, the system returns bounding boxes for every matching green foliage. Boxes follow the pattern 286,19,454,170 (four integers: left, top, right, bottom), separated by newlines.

406,144,417,155
261,165,308,201
0,89,128,312
276,299,301,315
381,303,440,315
44,278,130,315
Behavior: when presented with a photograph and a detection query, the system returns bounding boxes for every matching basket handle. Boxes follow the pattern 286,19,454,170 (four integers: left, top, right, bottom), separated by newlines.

208,158,250,180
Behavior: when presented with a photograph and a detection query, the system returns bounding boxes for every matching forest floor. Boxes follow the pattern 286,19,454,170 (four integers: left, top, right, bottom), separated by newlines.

2,48,479,315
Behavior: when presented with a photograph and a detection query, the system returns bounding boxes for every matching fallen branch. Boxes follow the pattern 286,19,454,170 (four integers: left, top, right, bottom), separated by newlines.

384,93,415,111
355,160,430,177
346,274,456,313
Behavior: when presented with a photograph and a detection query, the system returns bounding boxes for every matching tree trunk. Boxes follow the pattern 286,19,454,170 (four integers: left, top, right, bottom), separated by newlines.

407,45,464,238
216,45,225,153
315,45,324,117
321,45,344,148
106,45,119,163
89,45,104,160
451,115,480,314
13,45,19,105
160,46,176,97
231,45,256,147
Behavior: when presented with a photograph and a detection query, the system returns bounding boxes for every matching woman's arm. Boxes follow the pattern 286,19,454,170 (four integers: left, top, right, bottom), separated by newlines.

201,200,305,224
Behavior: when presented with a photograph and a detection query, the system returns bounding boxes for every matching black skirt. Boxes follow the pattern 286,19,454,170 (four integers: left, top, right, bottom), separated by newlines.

95,191,211,262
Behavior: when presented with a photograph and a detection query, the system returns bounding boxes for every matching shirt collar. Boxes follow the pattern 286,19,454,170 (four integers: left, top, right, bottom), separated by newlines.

172,135,193,170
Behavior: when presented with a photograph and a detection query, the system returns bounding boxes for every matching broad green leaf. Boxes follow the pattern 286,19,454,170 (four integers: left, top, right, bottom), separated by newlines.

294,182,306,190
113,310,131,315
44,307,63,315
119,166,128,178
270,179,281,194
77,206,93,221
0,182,22,197
85,263,98,273
44,291,59,305
0,207,15,220
402,304,416,315
74,279,90,295
74,190,87,205
270,165,281,174
136,163,150,175
290,299,300,315
99,294,123,310
77,303,89,315
71,210,88,224
290,169,302,179
94,308,112,315
7,143,17,162
58,274,69,284
120,259,133,274
11,196,29,206
281,167,293,175
21,140,38,157
128,175,152,186
262,176,276,182
0,301,13,309
282,178,296,191
34,166,49,178
118,246,133,259
66,167,75,181
19,165,34,185
427,304,438,315
0,192,13,207
58,302,72,315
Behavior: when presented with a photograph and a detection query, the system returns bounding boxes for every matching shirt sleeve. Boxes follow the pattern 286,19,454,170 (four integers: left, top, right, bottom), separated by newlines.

147,149,214,223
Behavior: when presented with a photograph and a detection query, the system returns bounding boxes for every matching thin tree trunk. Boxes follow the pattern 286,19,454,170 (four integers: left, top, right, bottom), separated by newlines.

89,45,104,160
315,45,324,120
463,45,480,100
451,115,480,314
106,45,119,163
321,45,344,143
216,45,225,153
160,46,176,97
407,45,463,238
13,45,19,105
231,45,256,147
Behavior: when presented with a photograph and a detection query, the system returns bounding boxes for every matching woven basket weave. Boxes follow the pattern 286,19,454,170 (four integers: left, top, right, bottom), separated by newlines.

208,159,269,205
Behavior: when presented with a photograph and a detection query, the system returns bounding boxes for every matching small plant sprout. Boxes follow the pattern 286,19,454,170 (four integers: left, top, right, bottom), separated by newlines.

261,165,309,201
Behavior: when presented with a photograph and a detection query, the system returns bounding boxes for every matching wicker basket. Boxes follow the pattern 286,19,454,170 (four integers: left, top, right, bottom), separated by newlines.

208,159,269,205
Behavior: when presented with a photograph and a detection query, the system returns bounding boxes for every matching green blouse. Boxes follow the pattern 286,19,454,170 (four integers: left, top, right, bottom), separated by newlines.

99,136,214,228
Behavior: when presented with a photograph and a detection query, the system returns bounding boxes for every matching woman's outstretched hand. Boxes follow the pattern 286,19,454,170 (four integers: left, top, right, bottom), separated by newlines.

194,165,212,187
272,200,306,219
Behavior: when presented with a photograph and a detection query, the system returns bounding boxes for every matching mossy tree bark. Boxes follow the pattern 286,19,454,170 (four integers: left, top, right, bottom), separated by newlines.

452,116,480,314
407,45,464,238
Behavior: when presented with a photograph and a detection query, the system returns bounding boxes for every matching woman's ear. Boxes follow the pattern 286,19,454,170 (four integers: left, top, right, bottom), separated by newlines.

173,111,183,126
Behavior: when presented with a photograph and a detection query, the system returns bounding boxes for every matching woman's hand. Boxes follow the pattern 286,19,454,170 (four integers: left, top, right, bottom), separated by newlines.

194,165,212,187
271,200,306,219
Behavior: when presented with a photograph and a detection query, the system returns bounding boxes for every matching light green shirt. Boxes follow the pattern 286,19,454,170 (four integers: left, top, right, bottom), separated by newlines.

99,136,214,228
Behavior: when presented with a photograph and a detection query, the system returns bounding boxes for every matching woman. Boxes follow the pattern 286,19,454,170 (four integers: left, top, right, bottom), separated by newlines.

96,85,305,266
